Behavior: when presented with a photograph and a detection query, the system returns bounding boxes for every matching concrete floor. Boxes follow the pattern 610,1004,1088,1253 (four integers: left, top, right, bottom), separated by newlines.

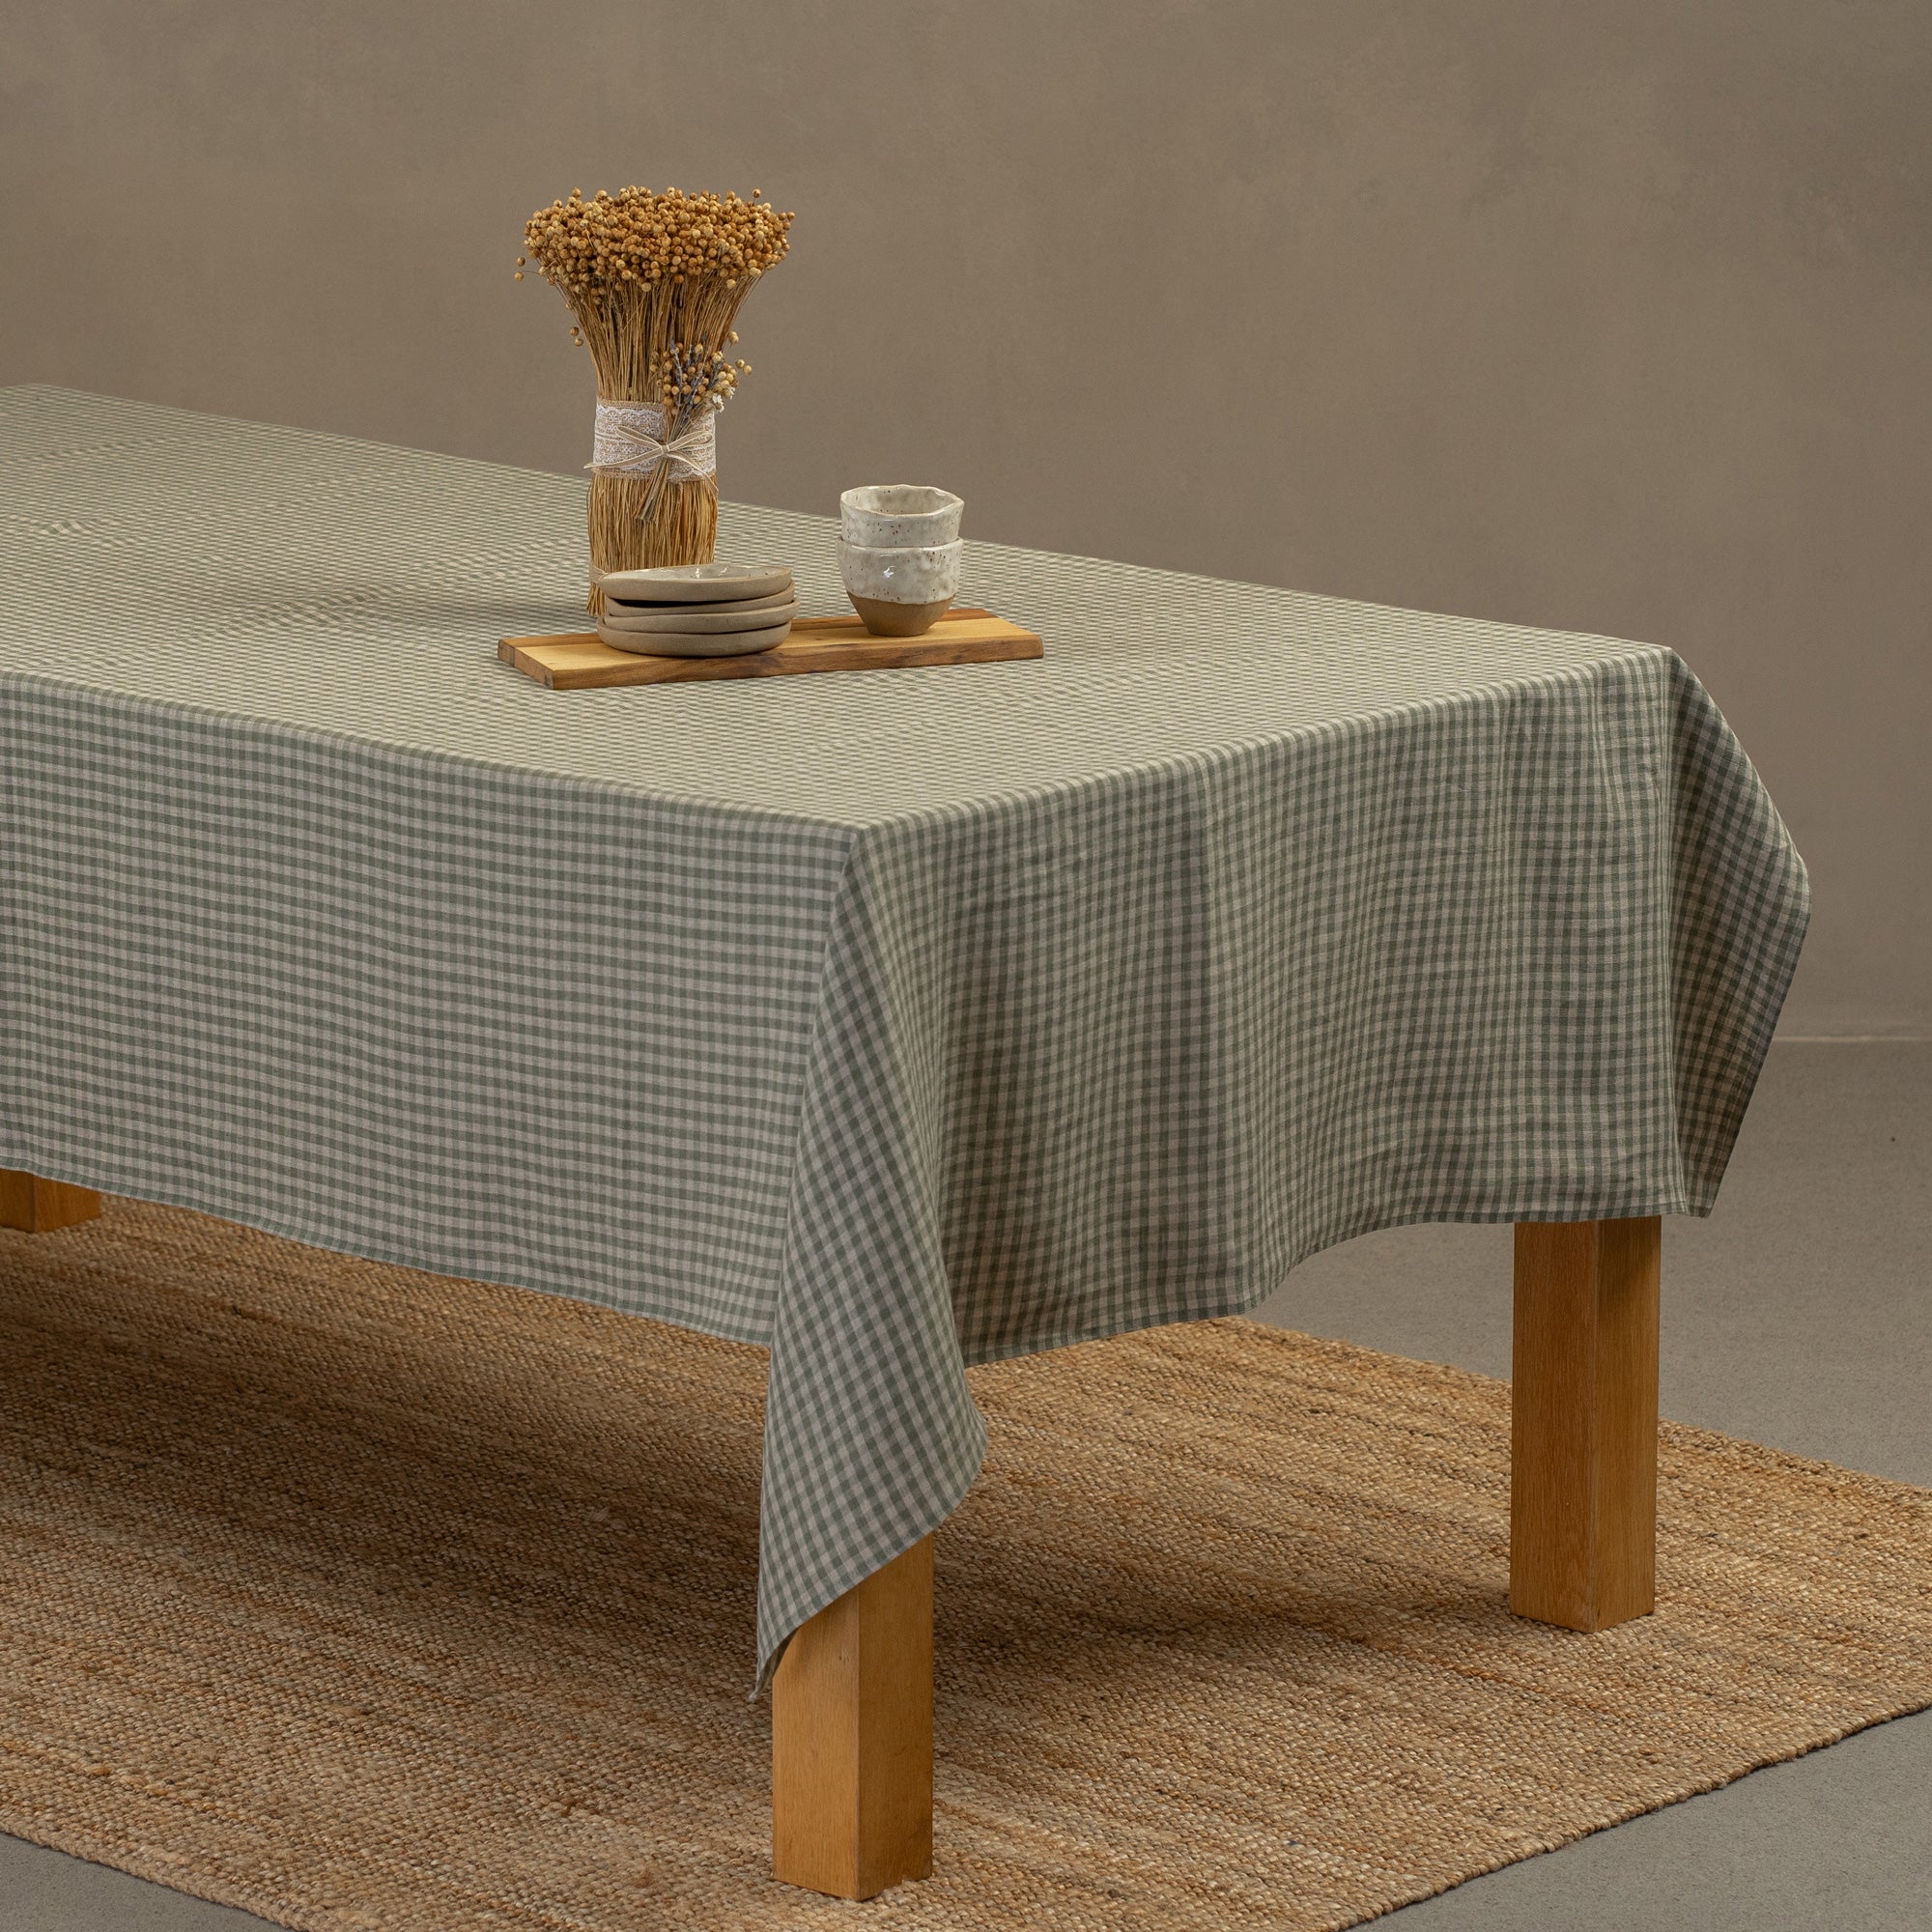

3,1041,1927,1929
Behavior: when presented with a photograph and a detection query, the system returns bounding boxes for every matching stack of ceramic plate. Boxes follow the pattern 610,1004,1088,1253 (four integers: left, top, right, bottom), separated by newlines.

597,562,797,657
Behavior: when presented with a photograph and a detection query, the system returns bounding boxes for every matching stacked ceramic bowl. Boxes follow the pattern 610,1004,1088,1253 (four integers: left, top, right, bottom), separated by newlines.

838,487,963,637
597,562,796,657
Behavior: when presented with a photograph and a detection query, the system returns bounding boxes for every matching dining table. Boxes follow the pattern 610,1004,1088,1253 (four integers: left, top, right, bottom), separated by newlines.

0,384,1809,1900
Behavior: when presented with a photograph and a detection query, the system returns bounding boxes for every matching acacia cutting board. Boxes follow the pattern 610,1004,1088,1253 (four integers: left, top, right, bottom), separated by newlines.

499,607,1042,690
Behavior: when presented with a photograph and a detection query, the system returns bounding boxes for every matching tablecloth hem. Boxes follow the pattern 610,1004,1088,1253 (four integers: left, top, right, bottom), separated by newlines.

951,1195,1710,1375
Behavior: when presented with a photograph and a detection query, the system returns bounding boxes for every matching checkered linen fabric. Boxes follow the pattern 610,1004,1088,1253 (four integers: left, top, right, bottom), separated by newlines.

0,389,1808,1686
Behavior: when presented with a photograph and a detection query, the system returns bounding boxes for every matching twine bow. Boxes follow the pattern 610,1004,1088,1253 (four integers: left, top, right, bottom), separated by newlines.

588,400,718,486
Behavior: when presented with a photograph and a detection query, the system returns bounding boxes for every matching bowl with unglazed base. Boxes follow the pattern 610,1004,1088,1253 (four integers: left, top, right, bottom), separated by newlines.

838,538,962,637
839,486,964,550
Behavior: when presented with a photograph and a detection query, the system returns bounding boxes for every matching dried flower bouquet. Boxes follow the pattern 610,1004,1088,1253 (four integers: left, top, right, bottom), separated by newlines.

519,185,794,611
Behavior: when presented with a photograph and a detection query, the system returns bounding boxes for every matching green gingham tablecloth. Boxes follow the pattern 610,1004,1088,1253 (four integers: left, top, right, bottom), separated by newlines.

0,387,1808,1688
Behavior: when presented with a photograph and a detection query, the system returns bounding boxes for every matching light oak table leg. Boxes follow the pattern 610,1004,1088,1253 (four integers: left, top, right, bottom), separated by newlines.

772,1534,933,1899
0,1170,101,1234
1511,1216,1661,1631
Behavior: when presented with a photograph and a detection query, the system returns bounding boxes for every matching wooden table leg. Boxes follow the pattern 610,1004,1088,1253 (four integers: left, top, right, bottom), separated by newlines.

772,1533,933,1899
1510,1216,1661,1631
0,1170,102,1234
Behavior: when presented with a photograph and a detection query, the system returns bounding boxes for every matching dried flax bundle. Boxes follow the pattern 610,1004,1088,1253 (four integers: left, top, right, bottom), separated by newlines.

519,185,794,611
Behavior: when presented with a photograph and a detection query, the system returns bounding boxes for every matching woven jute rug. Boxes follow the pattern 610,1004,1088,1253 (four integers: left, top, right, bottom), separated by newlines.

3,1202,1929,1931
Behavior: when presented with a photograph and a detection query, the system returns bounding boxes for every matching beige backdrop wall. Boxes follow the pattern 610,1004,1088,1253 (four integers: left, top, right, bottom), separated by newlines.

4,1,1926,1037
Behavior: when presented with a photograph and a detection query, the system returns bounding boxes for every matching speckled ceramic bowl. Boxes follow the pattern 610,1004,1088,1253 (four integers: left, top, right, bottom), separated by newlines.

838,537,962,637
839,486,963,549
838,537,961,601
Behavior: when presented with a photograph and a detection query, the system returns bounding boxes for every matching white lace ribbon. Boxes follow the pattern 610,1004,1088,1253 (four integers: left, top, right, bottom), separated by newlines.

587,400,717,483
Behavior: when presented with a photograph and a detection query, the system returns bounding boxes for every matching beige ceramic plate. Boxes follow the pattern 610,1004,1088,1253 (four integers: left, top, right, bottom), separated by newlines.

596,616,794,658
604,585,797,618
599,599,797,637
599,562,793,604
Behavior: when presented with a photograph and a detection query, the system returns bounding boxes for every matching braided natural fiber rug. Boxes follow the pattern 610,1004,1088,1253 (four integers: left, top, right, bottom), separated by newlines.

3,1202,1929,1932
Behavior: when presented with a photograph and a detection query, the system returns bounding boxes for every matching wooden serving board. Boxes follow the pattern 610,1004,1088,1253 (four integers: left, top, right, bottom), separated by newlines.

499,606,1042,690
